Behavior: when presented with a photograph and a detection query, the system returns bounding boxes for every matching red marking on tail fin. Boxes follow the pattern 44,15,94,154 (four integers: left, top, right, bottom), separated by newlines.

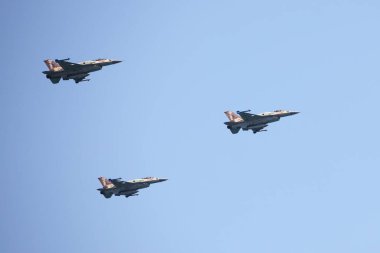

98,177,115,189
44,59,63,72
224,111,244,122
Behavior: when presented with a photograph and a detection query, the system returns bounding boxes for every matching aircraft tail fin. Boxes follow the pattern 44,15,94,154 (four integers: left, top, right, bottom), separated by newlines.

44,59,63,72
224,111,244,122
98,177,115,189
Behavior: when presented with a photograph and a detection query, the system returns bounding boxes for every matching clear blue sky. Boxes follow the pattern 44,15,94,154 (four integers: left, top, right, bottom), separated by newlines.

1,1,380,252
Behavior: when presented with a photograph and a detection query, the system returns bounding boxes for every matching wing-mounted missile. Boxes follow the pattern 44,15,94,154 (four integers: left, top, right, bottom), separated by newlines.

254,129,267,133
126,193,139,198
109,177,122,181
237,110,251,114
246,123,267,129
55,58,70,62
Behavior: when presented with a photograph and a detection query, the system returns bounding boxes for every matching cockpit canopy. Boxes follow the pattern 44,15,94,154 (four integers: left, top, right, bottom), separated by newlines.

80,59,112,64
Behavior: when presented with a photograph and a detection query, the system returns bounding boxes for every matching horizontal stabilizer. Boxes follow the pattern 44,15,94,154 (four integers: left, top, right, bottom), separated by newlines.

228,127,241,134
100,191,113,199
49,77,61,84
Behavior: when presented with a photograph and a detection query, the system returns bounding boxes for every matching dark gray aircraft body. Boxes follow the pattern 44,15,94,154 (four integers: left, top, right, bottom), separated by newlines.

224,109,299,134
97,176,167,199
42,58,121,84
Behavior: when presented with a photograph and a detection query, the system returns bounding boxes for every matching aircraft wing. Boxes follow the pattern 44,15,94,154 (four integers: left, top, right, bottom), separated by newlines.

251,124,268,133
120,190,139,198
55,59,85,71
237,111,261,121
72,73,90,83
109,178,134,188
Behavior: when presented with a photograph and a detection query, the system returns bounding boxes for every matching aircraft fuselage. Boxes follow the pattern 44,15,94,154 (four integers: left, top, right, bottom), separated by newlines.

226,116,280,131
43,64,102,79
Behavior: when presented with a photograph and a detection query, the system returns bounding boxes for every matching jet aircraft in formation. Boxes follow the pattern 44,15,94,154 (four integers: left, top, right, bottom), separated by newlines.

42,58,121,84
97,176,167,198
224,109,299,134
40,59,299,198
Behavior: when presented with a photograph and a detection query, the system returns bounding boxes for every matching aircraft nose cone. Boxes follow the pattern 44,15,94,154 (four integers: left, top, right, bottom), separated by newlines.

159,178,168,182
291,111,300,115
112,60,122,64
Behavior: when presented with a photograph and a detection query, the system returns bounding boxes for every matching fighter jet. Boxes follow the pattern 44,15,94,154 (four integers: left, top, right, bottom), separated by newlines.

42,58,122,84
224,109,299,134
97,176,167,199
